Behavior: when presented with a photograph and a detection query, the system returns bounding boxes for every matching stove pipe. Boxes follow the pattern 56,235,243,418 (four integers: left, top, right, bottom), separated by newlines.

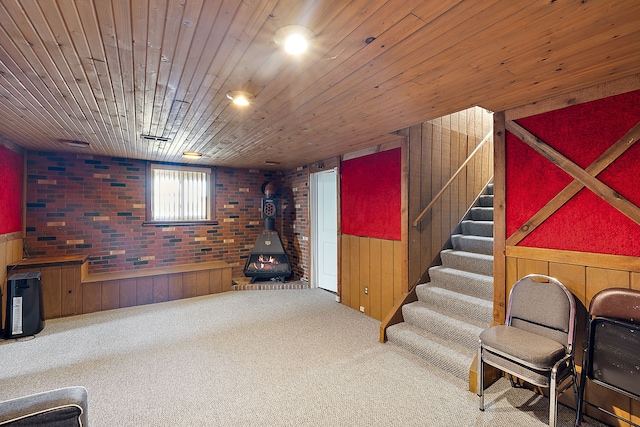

261,181,278,231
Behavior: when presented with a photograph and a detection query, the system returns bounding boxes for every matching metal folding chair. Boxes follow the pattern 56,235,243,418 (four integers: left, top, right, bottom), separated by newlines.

478,274,577,427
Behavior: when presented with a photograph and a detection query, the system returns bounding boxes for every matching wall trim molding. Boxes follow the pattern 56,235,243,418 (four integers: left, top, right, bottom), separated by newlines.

506,245,640,273
0,231,22,243
341,136,403,162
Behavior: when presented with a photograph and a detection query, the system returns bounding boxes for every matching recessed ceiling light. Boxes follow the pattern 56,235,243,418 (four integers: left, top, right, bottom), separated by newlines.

274,25,315,55
182,152,202,159
226,91,254,106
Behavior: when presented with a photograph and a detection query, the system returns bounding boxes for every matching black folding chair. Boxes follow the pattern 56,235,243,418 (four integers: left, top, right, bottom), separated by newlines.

575,287,640,427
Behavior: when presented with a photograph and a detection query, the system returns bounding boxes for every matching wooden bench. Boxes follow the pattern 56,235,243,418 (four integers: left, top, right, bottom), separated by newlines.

8,256,232,318
81,261,232,314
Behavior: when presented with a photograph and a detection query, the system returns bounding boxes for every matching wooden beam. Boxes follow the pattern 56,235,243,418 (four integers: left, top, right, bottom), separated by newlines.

505,120,640,227
400,137,409,295
507,120,640,245
506,73,640,121
493,112,507,324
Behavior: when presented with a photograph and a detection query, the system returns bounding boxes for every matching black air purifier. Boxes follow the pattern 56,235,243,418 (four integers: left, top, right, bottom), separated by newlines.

4,271,44,339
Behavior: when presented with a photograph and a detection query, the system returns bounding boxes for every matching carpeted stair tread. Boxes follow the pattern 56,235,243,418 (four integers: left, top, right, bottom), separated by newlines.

386,322,474,381
440,249,493,276
451,234,493,255
401,301,485,349
461,220,494,237
415,284,493,325
428,266,493,301
478,194,494,207
470,206,493,221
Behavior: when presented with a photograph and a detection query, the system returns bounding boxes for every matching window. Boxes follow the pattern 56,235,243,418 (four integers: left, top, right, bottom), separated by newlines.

145,163,217,225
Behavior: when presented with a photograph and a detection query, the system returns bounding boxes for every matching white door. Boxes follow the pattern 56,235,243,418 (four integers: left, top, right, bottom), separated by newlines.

312,169,338,292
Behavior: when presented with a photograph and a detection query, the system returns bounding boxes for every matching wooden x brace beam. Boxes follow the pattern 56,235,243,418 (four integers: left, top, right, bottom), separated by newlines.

506,120,640,246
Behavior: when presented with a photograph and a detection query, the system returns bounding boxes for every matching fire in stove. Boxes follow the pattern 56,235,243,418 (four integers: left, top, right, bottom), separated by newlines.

246,253,290,273
253,255,278,270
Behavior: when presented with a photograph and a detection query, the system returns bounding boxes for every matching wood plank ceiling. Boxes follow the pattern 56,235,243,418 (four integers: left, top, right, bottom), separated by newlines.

0,0,639,170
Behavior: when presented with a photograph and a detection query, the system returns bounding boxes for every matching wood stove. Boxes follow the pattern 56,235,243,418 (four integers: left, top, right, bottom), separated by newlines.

243,182,292,283
243,231,292,283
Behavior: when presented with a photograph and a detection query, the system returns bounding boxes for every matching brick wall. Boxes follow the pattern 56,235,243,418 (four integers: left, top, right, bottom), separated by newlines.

280,165,310,281
25,151,308,279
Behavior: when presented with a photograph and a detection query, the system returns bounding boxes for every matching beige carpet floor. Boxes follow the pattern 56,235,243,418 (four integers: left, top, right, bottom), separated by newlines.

0,288,607,426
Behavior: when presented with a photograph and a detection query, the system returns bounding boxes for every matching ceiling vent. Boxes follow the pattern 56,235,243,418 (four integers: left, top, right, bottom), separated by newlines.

140,134,170,142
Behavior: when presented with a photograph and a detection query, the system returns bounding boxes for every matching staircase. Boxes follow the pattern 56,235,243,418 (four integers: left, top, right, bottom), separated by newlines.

386,183,494,381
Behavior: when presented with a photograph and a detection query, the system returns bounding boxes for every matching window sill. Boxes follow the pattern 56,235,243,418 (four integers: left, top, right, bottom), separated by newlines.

142,220,219,227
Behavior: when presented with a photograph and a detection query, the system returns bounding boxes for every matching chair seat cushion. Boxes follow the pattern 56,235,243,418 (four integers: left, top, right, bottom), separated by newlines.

3,406,82,426
0,387,87,427
480,325,566,369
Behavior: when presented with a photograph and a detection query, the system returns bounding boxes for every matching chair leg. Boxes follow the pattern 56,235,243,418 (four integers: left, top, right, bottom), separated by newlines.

478,342,484,411
571,362,578,399
575,360,587,426
550,368,558,427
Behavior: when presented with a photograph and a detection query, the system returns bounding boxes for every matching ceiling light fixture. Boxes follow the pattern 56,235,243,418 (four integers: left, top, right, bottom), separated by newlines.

182,152,202,159
274,25,315,55
226,91,254,106
62,140,90,148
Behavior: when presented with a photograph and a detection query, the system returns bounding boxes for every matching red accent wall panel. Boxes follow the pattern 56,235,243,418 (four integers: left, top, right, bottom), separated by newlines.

0,146,23,234
506,89,640,256
341,148,401,240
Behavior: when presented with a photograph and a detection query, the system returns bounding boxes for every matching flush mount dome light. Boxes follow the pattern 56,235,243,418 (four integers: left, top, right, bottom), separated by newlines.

274,25,315,55
226,91,254,106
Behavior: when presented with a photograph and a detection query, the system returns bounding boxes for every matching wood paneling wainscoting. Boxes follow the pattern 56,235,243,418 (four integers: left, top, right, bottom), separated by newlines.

340,235,404,321
504,246,640,426
81,261,232,314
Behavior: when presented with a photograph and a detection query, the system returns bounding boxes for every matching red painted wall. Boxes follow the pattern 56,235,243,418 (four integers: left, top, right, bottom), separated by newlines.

506,89,640,256
25,152,307,278
341,148,401,240
0,146,23,234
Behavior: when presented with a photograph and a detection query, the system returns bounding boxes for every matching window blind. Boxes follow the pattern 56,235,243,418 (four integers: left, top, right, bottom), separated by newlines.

152,168,210,220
